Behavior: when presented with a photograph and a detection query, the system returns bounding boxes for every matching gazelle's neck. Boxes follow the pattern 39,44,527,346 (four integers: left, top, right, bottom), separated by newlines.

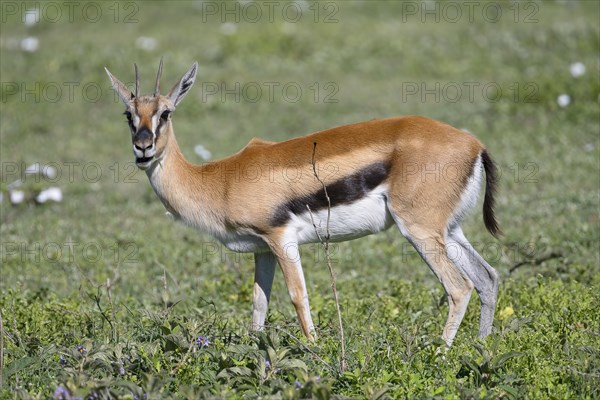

145,133,225,234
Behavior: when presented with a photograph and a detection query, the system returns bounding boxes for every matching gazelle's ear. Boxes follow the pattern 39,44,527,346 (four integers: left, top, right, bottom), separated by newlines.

105,67,134,105
167,62,198,107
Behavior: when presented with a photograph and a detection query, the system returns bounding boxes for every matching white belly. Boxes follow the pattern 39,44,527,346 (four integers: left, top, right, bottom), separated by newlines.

288,185,394,245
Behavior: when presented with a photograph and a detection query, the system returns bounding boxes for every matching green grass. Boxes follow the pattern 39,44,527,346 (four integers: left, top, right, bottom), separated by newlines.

1,0,599,398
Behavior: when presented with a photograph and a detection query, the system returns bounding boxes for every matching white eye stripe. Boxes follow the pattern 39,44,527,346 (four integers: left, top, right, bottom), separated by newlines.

151,113,159,134
152,110,170,135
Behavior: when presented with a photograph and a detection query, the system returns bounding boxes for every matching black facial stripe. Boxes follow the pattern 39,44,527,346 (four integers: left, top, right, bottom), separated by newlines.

270,162,390,226
123,111,135,131
155,116,165,136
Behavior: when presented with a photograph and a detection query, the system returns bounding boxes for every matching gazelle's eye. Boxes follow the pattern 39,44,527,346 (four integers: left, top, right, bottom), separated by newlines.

160,110,171,120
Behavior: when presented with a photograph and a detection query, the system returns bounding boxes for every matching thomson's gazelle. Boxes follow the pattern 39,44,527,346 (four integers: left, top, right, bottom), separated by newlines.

105,60,500,346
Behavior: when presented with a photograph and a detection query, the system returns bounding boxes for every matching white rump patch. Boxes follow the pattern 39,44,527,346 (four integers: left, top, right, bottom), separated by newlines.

448,155,483,230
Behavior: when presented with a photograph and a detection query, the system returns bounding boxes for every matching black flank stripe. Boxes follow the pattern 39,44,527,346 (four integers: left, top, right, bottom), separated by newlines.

270,162,390,226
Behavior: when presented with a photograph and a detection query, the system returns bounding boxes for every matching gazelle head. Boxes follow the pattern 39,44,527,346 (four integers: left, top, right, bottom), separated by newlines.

105,59,198,170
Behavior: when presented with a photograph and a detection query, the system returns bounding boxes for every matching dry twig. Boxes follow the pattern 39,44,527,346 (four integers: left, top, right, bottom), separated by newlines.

307,141,347,372
509,251,563,273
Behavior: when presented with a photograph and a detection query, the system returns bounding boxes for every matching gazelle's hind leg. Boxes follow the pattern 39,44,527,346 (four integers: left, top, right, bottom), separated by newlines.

447,226,498,337
390,213,474,347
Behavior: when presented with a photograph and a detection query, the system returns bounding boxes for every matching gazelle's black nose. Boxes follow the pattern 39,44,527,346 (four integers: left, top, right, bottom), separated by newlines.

134,143,152,151
133,128,154,151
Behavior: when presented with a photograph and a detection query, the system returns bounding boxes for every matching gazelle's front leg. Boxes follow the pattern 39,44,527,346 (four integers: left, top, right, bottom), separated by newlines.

252,251,277,330
270,238,316,341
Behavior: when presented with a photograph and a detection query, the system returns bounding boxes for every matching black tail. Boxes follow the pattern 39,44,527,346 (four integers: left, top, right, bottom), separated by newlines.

481,149,501,238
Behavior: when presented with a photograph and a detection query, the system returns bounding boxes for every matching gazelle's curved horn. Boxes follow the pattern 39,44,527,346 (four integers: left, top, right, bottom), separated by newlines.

134,63,140,97
154,57,164,96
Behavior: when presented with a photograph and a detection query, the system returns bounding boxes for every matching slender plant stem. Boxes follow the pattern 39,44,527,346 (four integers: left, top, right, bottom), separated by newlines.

307,141,347,372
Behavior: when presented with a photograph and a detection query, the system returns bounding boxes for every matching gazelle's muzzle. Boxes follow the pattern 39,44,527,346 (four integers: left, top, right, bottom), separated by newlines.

133,127,156,169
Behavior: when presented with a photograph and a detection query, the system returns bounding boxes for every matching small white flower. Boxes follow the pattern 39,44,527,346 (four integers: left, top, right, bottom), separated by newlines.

557,94,571,108
584,143,595,152
20,37,39,52
24,8,40,27
36,187,63,203
194,144,212,160
25,163,57,179
220,22,237,36
10,190,25,204
44,165,57,179
136,37,157,51
569,62,586,78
